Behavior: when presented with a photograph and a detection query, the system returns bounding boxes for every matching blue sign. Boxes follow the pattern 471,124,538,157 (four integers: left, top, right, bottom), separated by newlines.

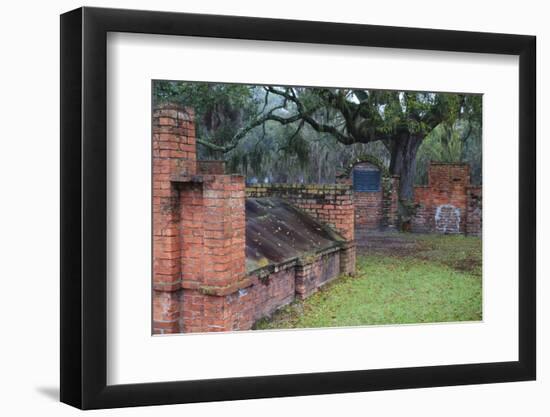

353,169,381,192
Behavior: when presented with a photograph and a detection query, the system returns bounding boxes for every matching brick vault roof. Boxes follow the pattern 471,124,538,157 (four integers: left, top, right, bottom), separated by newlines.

245,197,344,273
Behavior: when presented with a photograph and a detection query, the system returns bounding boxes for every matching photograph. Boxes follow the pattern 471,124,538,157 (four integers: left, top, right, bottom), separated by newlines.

152,81,483,334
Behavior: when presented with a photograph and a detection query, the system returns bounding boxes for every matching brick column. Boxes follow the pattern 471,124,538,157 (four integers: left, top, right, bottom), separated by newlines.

178,175,247,333
411,163,472,235
152,104,196,334
429,163,469,234
152,103,248,334
179,175,246,291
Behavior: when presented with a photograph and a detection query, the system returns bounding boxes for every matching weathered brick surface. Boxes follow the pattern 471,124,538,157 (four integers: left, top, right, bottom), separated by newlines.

152,104,196,293
153,290,181,334
181,290,231,333
153,104,197,176
232,250,347,331
338,164,399,230
411,163,481,235
339,241,356,276
354,191,383,229
165,227,349,334
248,268,296,321
246,183,356,279
152,104,197,332
203,176,247,288
179,182,204,288
466,186,482,237
410,186,433,233
295,250,341,299
182,262,297,333
173,175,247,332
246,183,355,242
197,160,225,175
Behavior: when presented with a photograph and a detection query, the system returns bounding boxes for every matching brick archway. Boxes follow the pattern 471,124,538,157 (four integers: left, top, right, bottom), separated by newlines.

338,154,390,179
337,155,400,231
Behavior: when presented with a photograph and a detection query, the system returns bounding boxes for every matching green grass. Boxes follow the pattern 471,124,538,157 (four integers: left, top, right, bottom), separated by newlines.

254,234,482,330
404,233,482,278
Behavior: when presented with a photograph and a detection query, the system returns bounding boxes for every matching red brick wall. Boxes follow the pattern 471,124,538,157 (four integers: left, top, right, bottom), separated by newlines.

159,252,346,334
246,183,356,278
245,184,355,242
354,191,383,229
411,163,481,235
179,182,204,289
197,160,225,175
152,104,197,334
153,104,197,176
227,250,342,331
152,290,181,334
337,167,399,231
349,163,383,230
410,186,433,233
248,268,296,323
181,290,230,333
171,175,247,333
152,104,196,293
295,248,341,299
339,242,356,276
181,176,246,289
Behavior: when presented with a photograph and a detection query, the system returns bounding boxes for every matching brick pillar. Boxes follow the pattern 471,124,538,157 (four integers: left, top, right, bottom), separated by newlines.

179,175,247,333
152,103,247,334
179,182,205,289
333,189,356,276
179,175,246,290
429,163,469,234
339,241,356,276
152,103,196,334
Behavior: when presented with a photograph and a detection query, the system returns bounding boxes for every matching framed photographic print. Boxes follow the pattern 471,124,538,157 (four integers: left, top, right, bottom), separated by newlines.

60,6,536,409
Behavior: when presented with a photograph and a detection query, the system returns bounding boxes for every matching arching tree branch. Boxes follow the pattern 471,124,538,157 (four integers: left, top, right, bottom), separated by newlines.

196,101,300,153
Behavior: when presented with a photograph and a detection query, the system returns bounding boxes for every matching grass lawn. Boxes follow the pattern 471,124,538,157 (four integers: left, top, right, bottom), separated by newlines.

254,233,482,330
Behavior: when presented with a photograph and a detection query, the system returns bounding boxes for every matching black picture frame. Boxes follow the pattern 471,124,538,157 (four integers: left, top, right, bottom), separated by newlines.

60,6,536,410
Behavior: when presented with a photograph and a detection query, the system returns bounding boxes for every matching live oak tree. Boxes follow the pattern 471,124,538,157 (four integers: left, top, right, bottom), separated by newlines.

262,88,478,202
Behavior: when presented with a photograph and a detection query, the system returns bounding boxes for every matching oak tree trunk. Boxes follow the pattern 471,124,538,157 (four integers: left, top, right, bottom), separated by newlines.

389,133,424,225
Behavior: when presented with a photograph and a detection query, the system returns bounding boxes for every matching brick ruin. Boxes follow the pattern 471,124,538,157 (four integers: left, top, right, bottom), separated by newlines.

337,159,400,230
152,104,356,334
245,184,356,277
411,163,482,236
152,103,482,334
338,159,481,236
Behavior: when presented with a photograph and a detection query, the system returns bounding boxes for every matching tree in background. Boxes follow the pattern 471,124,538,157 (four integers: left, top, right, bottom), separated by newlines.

415,95,482,185
154,81,482,219
153,81,259,159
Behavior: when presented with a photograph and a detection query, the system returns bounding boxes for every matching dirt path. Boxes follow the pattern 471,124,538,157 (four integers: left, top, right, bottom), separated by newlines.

355,229,482,277
356,229,420,256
